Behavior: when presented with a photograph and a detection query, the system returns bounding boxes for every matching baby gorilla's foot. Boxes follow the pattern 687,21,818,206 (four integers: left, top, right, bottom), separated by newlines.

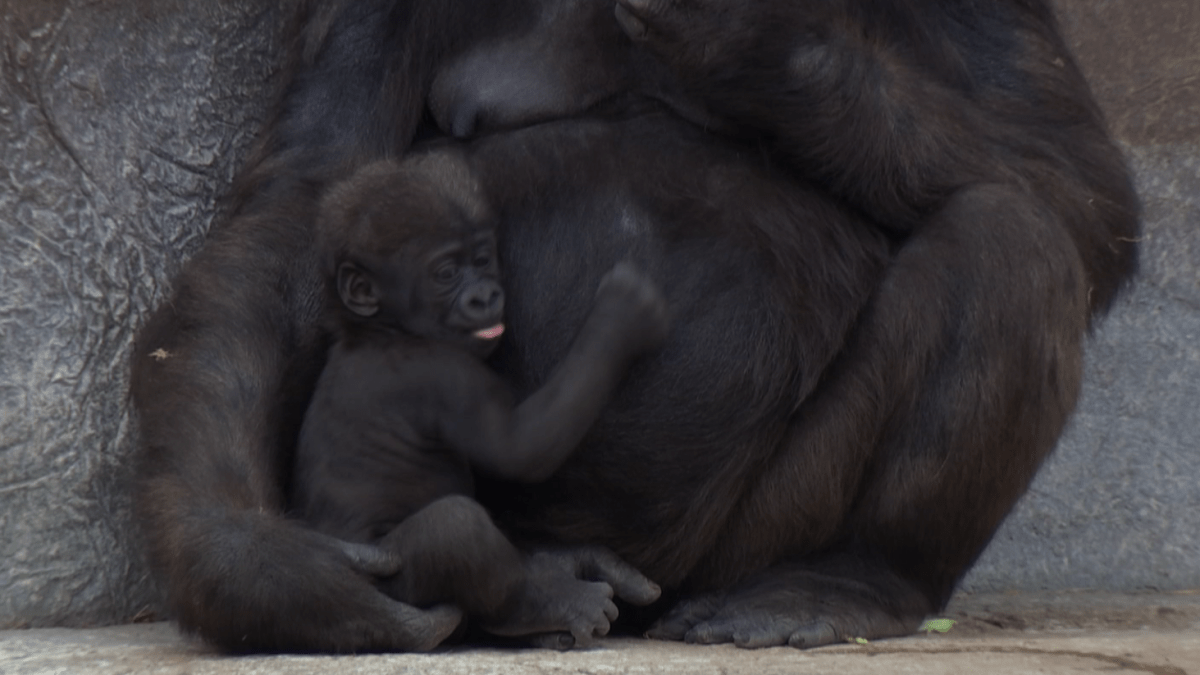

485,567,618,648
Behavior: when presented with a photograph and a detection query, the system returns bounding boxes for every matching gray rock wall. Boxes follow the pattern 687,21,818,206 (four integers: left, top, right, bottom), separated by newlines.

0,0,286,626
0,0,1196,627
963,0,1200,592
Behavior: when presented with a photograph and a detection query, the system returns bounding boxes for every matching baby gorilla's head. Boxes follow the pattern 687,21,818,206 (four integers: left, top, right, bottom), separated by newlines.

317,152,505,357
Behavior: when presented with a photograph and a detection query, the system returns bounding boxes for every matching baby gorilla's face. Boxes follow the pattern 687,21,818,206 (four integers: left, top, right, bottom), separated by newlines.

326,153,507,357
386,228,506,358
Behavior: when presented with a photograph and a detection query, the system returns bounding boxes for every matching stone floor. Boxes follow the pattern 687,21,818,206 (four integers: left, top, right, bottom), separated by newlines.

2,591,1198,675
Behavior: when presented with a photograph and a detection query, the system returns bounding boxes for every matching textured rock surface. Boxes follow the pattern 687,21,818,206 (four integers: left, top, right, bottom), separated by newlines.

0,0,286,626
0,0,1196,627
962,0,1200,593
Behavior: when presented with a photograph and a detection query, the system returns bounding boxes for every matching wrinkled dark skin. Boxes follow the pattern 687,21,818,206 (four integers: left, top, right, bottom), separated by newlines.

130,0,1139,653
293,157,668,648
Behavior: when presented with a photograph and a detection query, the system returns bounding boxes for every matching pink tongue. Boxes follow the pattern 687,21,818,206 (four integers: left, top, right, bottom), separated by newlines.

474,323,505,340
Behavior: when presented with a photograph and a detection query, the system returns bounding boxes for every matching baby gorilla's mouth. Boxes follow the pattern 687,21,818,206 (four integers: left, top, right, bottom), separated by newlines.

474,323,505,340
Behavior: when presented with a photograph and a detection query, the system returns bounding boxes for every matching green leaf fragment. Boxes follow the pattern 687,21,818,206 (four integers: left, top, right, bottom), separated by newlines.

919,618,957,633
854,637,869,644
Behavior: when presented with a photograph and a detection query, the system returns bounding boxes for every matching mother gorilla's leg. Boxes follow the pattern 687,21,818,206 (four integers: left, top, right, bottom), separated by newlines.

648,184,1092,647
619,0,1139,647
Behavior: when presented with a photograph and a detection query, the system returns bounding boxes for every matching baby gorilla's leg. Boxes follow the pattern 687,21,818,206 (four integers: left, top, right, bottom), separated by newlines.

377,495,621,647
377,494,524,617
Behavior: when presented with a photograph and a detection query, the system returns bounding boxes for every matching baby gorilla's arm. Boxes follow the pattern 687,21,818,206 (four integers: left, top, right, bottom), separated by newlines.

444,262,669,482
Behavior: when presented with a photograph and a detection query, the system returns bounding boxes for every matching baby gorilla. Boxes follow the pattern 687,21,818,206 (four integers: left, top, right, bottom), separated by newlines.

291,153,670,646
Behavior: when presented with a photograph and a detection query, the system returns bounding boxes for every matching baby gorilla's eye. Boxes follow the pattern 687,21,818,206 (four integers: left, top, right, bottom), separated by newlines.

434,264,458,282
473,255,491,268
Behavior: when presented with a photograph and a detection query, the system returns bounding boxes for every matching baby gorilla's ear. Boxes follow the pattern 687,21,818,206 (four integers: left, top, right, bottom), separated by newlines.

337,261,380,317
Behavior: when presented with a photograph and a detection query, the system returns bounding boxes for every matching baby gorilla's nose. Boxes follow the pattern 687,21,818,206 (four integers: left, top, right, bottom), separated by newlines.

460,281,504,323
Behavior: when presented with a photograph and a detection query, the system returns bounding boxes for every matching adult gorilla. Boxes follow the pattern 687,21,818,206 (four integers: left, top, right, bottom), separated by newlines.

130,0,1139,653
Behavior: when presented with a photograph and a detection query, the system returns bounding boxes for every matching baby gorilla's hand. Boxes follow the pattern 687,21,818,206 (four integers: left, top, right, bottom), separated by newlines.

615,0,730,74
595,261,671,357
483,545,662,649
481,556,617,648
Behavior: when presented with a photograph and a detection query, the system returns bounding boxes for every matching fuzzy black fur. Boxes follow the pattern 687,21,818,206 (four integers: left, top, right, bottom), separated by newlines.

130,0,1138,653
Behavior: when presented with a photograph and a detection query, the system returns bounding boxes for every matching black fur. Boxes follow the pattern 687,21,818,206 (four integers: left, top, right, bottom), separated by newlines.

292,155,666,646
130,0,1139,653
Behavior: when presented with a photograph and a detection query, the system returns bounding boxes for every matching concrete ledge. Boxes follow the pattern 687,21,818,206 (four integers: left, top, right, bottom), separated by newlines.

3,593,1197,675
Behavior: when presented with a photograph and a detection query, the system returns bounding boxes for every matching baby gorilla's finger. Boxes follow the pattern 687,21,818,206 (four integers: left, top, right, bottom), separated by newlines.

569,617,609,648
527,632,575,650
381,600,464,652
574,546,662,605
332,538,403,578
604,598,620,623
